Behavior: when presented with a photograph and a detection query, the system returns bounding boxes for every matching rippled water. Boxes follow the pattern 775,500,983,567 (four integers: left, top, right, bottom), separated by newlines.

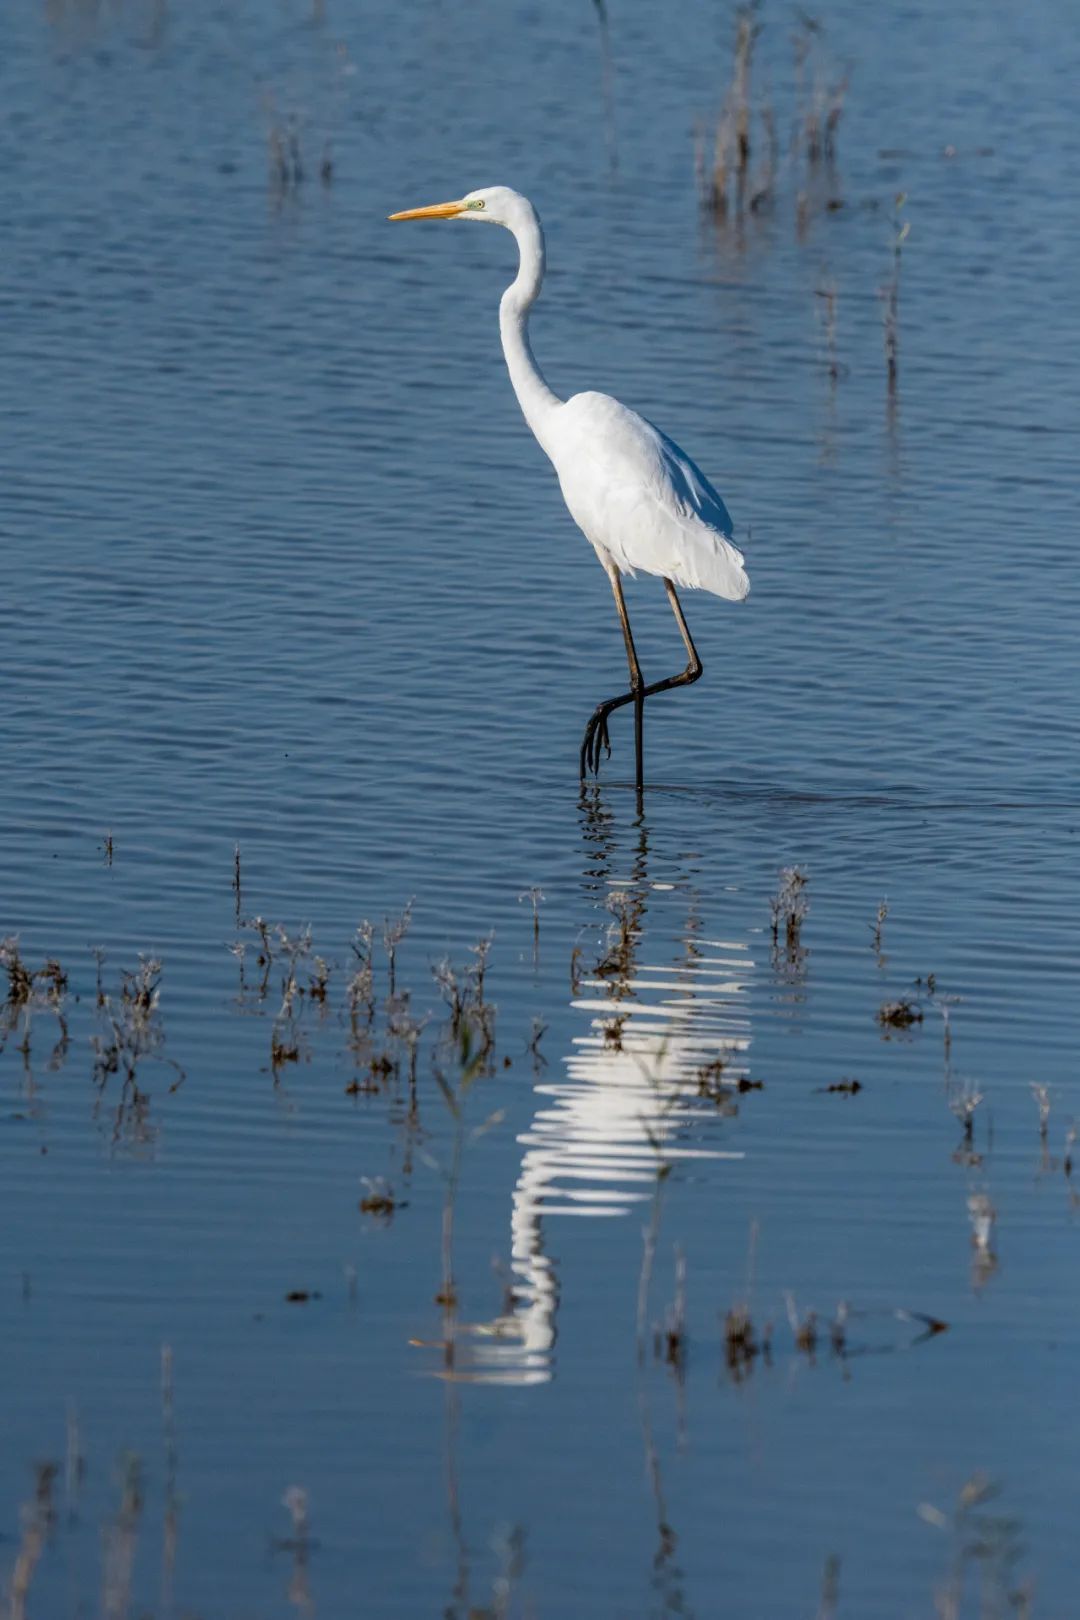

3,1,1080,1615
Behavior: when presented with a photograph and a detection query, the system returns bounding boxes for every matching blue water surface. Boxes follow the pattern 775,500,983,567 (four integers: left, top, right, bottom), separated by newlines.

3,1,1080,1614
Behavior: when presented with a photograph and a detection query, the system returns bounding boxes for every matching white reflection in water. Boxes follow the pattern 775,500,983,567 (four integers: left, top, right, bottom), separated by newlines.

459,912,753,1385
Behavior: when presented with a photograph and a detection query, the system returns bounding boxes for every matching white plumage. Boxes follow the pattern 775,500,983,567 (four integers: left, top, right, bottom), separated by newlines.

389,184,750,787
549,390,749,600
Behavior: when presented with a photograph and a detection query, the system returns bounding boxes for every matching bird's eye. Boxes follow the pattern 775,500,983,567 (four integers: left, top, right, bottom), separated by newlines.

470,198,485,210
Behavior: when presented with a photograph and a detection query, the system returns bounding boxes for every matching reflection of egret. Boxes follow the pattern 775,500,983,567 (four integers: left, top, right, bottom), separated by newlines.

388,187,750,790
459,813,754,1385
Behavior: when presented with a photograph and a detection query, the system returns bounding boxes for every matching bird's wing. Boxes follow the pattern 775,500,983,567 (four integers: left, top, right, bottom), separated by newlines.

553,392,749,602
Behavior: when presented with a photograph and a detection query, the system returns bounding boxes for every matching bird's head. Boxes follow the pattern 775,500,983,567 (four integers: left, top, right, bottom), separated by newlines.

388,185,533,232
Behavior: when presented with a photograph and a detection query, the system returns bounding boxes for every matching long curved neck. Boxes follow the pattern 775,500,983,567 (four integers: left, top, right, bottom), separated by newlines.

499,208,561,454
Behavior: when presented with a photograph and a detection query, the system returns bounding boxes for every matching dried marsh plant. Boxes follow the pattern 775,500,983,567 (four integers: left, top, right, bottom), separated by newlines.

702,2,764,218
699,7,852,231
0,936,69,1067
653,1244,688,1373
918,1474,1032,1618
723,1220,764,1379
432,933,497,1064
1030,1083,1050,1139
793,12,849,172
4,1462,56,1620
92,956,183,1145
882,194,911,395
101,1455,144,1620
876,996,923,1032
347,920,376,1029
382,899,414,998
358,1176,400,1218
424,1025,506,1360
275,1485,315,1617
518,885,544,960
769,866,809,977
947,1078,984,1144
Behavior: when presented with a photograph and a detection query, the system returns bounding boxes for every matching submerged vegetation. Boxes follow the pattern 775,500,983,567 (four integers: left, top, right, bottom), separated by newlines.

698,6,850,227
696,4,920,410
0,937,68,1069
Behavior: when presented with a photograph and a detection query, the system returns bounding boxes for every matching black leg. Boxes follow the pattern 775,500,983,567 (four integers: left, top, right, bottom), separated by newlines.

580,578,702,788
581,568,644,788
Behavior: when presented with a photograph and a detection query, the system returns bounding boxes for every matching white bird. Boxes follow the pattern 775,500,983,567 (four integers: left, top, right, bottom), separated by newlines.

388,186,749,790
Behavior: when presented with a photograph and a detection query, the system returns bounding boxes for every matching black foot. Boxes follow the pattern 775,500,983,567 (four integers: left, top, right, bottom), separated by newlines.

580,702,615,778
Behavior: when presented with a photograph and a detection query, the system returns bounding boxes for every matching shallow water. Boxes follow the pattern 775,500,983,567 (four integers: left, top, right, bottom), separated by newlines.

3,1,1080,1615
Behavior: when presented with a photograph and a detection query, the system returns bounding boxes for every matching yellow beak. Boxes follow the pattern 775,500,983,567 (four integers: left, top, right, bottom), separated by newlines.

387,199,466,222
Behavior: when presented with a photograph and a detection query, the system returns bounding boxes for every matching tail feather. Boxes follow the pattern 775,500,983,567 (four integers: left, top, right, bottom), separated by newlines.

673,524,750,602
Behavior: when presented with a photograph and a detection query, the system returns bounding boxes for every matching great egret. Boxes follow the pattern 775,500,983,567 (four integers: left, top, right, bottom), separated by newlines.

388,186,749,790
